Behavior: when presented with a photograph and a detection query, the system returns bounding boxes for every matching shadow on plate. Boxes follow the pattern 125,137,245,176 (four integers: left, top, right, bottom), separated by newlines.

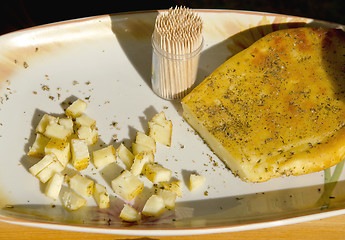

110,11,158,88
109,10,313,93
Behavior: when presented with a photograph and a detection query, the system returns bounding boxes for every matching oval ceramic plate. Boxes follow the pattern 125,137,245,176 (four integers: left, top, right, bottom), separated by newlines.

0,9,345,236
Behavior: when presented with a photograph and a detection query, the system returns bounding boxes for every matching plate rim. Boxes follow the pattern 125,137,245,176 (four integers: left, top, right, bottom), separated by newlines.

1,206,345,236
1,8,345,236
0,8,319,38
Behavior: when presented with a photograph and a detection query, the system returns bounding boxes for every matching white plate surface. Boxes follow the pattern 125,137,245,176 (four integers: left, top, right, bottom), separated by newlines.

0,9,345,236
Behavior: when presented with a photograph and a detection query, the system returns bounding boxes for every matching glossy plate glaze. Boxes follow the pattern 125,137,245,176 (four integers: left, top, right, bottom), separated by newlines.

0,10,345,236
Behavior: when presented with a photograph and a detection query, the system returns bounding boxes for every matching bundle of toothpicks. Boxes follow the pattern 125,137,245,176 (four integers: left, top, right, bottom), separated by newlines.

151,6,203,100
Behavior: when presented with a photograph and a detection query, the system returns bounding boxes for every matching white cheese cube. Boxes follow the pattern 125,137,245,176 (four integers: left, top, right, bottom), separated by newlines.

69,174,94,198
132,143,153,156
39,161,64,182
148,121,172,147
189,173,206,192
159,181,182,197
65,99,87,119
44,121,72,140
92,145,116,169
169,181,182,197
117,143,135,169
71,139,90,171
45,172,64,200
77,126,99,145
111,170,143,202
148,111,173,147
58,117,74,133
144,163,172,183
120,204,141,222
35,166,56,183
27,133,50,158
135,131,156,153
151,111,168,125
29,153,56,176
93,183,109,209
35,114,58,134
45,138,70,167
75,114,96,129
130,151,154,176
62,190,87,211
142,195,165,217
30,154,64,183
157,189,177,210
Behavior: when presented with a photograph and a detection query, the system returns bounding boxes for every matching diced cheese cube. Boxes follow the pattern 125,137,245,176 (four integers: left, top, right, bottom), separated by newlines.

44,121,72,140
142,195,165,217
58,117,74,133
157,189,177,209
65,99,87,119
144,163,172,183
27,133,50,158
45,138,70,167
45,172,64,200
75,114,96,129
169,181,182,197
92,145,116,169
148,121,172,147
29,154,64,183
130,151,154,176
71,139,90,171
111,170,143,202
159,181,182,197
148,111,173,147
120,204,141,222
189,173,206,192
69,174,94,198
132,143,153,156
77,126,99,145
93,183,109,209
135,131,156,153
36,163,62,183
117,143,135,169
29,153,56,176
151,111,168,125
36,114,58,134
62,190,87,211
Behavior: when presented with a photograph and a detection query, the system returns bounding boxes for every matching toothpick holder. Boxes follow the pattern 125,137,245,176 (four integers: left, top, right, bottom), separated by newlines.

151,36,203,100
151,7,203,100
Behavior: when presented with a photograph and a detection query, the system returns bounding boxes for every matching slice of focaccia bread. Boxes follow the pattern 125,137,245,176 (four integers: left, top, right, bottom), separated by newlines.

182,27,345,183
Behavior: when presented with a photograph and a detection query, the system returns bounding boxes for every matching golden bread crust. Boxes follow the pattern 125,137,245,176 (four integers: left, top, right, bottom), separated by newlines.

182,27,345,182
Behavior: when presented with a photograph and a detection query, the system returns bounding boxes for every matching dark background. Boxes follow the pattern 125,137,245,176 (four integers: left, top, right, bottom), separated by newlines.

1,0,344,35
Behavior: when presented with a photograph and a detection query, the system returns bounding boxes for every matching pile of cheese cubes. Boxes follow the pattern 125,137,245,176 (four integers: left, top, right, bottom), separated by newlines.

27,98,181,222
